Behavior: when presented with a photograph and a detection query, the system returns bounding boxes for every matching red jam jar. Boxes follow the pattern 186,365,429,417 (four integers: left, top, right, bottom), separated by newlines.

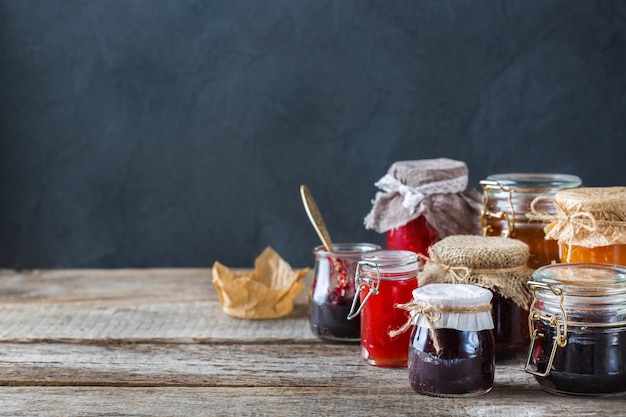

407,284,495,397
364,159,483,256
309,243,381,342
347,250,418,367
526,263,626,396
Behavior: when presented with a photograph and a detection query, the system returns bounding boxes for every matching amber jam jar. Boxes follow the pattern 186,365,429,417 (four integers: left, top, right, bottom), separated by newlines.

347,250,418,367
480,173,582,269
530,187,626,267
309,243,381,342
526,263,626,396
406,284,495,397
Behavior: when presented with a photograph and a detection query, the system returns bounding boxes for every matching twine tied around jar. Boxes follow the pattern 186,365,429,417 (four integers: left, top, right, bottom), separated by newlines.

389,300,492,353
527,191,626,261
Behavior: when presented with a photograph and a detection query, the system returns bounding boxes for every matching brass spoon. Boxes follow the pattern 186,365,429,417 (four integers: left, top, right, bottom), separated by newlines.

300,185,335,252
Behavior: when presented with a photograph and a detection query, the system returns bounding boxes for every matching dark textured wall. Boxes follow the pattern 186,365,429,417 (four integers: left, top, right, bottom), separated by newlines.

1,0,625,269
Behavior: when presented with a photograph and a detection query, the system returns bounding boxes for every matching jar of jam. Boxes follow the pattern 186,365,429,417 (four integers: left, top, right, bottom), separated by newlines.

364,159,482,256
347,250,418,367
405,283,495,397
480,173,581,268
309,243,381,342
417,235,533,360
526,263,626,396
528,187,626,266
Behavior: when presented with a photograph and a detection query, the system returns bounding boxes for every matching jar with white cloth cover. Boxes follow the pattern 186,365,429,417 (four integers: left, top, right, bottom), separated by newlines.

364,158,483,256
393,283,495,397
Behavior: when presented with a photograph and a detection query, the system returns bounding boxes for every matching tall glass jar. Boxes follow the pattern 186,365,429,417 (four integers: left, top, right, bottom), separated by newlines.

348,250,418,367
526,263,626,396
407,284,495,397
309,243,381,342
480,173,581,269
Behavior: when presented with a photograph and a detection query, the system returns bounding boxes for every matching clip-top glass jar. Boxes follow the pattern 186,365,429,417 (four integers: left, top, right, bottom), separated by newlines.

526,263,626,396
347,250,418,367
480,173,581,268
407,284,495,397
309,243,381,342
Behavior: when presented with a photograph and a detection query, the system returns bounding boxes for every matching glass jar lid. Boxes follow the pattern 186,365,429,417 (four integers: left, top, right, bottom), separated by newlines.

531,263,626,297
313,242,381,258
481,173,582,193
359,250,418,280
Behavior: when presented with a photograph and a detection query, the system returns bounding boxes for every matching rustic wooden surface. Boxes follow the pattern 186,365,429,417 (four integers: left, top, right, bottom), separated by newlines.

0,268,623,416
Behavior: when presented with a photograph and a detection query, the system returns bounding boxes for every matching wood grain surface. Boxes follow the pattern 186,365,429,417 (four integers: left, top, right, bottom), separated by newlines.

0,269,623,416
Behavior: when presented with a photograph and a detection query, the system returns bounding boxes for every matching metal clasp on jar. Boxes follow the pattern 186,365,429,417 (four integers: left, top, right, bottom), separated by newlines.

480,180,516,238
346,261,381,320
524,281,568,378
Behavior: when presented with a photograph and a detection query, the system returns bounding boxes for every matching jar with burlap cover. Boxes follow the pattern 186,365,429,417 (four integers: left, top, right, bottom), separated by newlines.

418,235,534,358
527,187,626,264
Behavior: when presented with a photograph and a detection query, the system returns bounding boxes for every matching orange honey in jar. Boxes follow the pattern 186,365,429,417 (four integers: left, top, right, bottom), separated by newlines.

480,173,582,269
530,187,626,266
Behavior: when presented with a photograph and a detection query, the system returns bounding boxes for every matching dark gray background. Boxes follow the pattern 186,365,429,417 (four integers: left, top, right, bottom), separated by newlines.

1,0,625,269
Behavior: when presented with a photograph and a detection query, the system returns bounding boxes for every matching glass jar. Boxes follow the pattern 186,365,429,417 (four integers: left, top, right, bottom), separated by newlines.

480,173,582,269
526,263,626,396
386,215,438,256
309,243,381,342
347,250,418,367
536,187,626,266
407,283,495,397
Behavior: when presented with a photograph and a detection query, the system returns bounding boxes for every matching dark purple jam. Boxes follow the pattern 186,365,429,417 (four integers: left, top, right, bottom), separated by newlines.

309,298,360,341
530,320,626,395
491,292,528,360
408,326,495,396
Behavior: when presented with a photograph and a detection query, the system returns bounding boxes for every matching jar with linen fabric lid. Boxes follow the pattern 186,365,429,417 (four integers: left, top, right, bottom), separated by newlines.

527,186,626,266
364,158,482,256
480,173,581,268
525,263,626,396
417,235,533,360
395,283,495,397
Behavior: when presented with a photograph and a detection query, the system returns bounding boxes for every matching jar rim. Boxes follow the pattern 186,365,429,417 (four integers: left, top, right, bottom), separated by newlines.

481,173,581,192
313,243,382,257
360,250,418,267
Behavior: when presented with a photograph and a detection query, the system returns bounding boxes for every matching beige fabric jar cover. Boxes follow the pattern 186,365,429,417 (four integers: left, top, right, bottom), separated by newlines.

418,235,533,309
527,187,626,249
363,158,483,237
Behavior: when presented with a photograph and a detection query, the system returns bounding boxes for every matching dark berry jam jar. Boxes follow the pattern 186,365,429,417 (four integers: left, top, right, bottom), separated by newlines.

526,263,626,396
309,243,381,342
347,250,418,367
407,283,495,397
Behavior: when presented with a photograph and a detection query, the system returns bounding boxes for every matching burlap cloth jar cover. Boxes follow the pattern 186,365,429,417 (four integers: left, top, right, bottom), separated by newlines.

418,235,533,309
527,187,626,257
364,158,483,237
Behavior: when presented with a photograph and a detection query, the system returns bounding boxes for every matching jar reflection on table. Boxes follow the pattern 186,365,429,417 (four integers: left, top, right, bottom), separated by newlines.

526,263,626,396
309,243,381,342
349,250,418,367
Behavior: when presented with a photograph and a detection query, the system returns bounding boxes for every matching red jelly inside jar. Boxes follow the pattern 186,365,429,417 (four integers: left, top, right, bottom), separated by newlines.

386,215,438,256
352,250,419,367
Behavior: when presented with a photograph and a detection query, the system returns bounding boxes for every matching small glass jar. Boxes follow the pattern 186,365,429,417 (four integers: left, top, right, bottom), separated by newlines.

408,283,495,397
309,243,381,342
480,173,581,268
348,250,418,367
526,263,626,396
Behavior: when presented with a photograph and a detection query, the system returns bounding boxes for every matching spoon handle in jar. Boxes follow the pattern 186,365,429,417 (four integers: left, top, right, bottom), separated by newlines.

300,185,335,252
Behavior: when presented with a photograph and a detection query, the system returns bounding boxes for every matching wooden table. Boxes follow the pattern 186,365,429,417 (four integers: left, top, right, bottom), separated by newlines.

0,268,623,416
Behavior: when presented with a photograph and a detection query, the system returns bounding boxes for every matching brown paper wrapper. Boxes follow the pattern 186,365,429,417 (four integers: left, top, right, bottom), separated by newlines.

212,247,308,319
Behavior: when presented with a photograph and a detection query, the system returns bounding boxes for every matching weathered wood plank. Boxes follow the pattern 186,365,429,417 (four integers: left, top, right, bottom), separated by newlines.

0,386,621,417
0,269,316,343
